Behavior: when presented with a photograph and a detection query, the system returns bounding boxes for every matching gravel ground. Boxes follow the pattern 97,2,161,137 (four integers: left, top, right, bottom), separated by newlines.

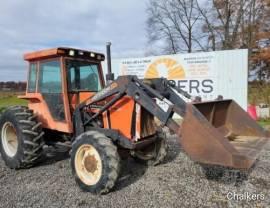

0,134,269,208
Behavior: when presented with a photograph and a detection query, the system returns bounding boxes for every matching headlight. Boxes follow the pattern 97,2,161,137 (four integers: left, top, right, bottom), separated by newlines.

69,50,75,56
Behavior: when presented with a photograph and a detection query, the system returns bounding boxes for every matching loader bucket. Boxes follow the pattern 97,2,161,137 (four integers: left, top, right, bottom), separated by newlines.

180,99,269,169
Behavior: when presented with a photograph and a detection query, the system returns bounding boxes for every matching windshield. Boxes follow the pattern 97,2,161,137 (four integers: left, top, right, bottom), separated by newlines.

66,60,102,92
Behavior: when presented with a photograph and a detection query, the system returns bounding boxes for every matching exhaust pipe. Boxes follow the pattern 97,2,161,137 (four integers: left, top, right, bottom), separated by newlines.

106,42,114,84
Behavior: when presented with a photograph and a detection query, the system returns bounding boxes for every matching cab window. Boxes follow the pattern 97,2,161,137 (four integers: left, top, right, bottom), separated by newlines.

28,63,37,92
66,60,101,92
39,60,62,93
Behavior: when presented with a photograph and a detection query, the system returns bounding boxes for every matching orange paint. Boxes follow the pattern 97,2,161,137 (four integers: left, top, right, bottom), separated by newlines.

19,93,72,133
108,97,135,139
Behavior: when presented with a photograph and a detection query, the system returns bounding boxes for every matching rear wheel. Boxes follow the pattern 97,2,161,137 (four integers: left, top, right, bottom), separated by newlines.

131,130,167,166
0,106,44,168
71,131,120,194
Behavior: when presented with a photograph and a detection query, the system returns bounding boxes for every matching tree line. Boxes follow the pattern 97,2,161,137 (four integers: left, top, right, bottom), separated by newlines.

0,82,26,91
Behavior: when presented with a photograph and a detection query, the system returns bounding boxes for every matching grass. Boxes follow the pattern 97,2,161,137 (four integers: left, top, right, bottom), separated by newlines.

0,93,27,113
257,119,270,127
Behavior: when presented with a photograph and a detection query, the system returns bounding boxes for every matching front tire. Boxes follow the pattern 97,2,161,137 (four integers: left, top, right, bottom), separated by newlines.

71,131,120,194
0,106,44,168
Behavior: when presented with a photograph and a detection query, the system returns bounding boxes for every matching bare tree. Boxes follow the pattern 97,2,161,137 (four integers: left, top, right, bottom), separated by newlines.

249,0,270,80
195,0,217,51
210,0,249,49
146,0,206,54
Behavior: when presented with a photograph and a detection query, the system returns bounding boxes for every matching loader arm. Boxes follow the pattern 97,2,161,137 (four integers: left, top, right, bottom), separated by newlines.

74,75,270,169
74,76,188,137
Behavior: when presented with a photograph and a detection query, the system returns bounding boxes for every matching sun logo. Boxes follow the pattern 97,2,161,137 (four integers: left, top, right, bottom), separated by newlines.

145,58,185,79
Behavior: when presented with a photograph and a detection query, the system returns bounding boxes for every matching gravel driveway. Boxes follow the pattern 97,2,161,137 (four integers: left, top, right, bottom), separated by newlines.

0,133,269,208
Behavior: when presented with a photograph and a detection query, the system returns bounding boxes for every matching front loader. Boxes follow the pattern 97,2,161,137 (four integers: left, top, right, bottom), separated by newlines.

0,44,269,194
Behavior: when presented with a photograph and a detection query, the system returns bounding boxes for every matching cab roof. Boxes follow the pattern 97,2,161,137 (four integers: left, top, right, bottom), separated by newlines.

23,47,105,62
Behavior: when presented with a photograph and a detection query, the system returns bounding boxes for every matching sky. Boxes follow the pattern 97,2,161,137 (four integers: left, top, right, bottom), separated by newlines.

0,0,149,81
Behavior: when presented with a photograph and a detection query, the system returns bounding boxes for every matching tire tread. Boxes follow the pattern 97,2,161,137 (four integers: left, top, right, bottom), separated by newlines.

0,105,44,169
71,130,120,194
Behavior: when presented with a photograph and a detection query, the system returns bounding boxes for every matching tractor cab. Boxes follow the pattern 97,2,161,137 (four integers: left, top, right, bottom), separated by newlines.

20,48,106,133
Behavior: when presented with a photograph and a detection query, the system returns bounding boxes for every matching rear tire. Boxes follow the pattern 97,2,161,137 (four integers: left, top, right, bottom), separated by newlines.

131,130,168,166
71,131,120,194
0,106,44,168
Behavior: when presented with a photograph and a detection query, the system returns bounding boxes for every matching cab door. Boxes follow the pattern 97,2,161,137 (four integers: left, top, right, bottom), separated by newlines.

30,58,72,133
38,59,66,121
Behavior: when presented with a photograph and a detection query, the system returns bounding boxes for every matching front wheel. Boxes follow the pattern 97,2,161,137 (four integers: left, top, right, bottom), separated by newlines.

71,131,120,194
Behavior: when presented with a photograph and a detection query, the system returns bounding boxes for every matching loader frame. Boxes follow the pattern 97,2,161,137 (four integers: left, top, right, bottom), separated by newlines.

73,75,269,169
73,76,185,147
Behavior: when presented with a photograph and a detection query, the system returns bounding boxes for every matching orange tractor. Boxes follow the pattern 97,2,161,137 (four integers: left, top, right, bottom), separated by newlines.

0,43,269,194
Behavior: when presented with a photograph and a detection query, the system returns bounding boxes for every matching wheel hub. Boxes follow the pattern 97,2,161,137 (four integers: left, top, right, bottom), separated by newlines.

74,144,102,186
1,122,18,157
84,155,98,173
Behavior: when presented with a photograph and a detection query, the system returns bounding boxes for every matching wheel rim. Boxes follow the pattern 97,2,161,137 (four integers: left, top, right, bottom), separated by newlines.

75,144,102,186
1,122,18,157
